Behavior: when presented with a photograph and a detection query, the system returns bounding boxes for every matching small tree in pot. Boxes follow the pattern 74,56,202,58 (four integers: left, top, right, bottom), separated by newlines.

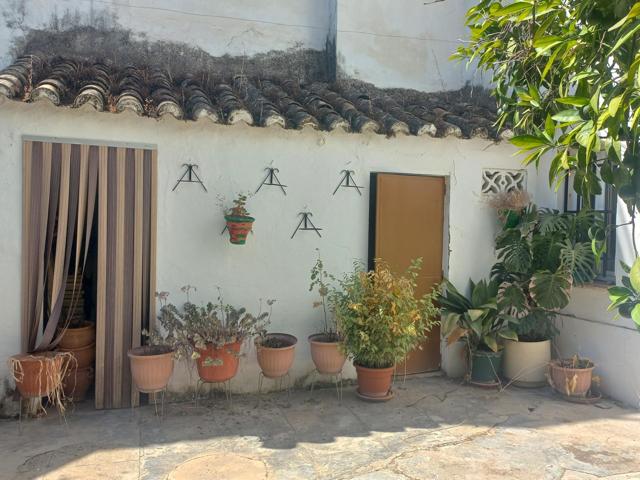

308,250,346,375
329,259,439,401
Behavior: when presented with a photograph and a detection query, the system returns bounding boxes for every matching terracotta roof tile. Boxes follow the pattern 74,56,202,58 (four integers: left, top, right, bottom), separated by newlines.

0,55,505,139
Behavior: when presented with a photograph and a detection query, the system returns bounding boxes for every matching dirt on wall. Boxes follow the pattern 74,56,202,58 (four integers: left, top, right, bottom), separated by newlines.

4,6,333,82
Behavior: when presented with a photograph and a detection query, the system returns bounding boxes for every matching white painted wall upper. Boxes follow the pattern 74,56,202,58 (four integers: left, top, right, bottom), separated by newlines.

335,0,487,91
0,0,332,68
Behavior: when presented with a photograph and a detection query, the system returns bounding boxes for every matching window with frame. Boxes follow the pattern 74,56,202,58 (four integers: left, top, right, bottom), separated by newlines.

563,174,617,284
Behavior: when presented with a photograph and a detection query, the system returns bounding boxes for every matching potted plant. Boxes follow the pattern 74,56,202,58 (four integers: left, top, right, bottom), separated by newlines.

439,279,518,386
157,286,272,384
307,251,345,375
224,193,255,245
548,355,596,398
329,259,439,401
491,204,602,387
9,351,71,413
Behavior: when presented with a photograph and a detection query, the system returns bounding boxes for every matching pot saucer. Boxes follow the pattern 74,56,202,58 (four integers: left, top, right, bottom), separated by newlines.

356,389,394,402
554,390,602,405
469,380,501,389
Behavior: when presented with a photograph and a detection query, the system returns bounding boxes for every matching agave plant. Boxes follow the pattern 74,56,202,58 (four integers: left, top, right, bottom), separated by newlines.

491,205,603,341
608,258,640,331
439,279,518,352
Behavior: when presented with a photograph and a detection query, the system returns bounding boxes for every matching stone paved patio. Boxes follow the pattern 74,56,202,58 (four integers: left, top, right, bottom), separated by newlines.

2,376,640,480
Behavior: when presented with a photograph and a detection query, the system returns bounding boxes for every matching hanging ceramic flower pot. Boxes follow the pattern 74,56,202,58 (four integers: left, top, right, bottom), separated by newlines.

224,193,255,245
224,214,255,245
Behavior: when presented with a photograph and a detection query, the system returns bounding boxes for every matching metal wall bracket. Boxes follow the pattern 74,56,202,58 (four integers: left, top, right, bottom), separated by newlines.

172,164,207,192
291,212,322,239
333,170,363,195
255,167,287,196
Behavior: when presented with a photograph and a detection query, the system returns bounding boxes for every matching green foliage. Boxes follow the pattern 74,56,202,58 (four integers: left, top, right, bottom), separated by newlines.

309,249,340,340
608,258,640,330
439,279,519,352
328,259,440,368
151,286,273,360
491,203,601,340
453,1,640,217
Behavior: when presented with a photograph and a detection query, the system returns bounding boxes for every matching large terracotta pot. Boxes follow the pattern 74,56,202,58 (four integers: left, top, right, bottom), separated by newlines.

10,352,65,398
256,333,297,378
59,342,96,369
549,358,595,397
504,339,550,387
58,322,96,350
308,334,346,374
195,342,242,383
224,215,255,245
128,346,174,393
355,364,394,400
62,366,94,401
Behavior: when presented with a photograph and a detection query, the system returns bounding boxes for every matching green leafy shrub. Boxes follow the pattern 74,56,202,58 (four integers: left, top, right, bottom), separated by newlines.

608,258,640,331
149,286,272,360
329,259,439,369
491,204,603,340
439,279,518,352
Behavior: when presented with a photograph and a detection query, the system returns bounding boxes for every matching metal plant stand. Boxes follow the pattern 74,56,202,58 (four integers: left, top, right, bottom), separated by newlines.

257,372,292,403
131,387,167,419
194,378,232,408
18,396,66,433
308,370,343,402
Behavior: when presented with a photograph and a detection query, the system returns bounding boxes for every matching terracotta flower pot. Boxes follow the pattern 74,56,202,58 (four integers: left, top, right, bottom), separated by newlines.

355,364,394,400
224,215,255,245
58,342,96,369
308,334,346,374
504,339,550,388
62,366,94,401
256,333,297,378
10,352,65,398
195,342,242,383
58,322,96,349
549,358,595,397
128,346,175,393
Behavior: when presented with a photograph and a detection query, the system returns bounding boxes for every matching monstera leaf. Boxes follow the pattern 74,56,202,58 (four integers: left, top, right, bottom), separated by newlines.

497,281,529,318
496,229,532,273
558,240,596,284
529,270,572,310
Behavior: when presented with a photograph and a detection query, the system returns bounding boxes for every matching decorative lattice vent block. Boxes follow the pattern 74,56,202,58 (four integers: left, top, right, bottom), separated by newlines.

481,169,527,195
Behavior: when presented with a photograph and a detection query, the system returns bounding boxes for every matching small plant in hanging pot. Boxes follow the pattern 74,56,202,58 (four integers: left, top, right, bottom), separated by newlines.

224,193,255,245
329,259,439,401
308,250,346,375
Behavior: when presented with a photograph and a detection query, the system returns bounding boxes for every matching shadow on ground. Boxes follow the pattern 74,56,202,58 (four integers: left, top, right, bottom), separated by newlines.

2,376,640,479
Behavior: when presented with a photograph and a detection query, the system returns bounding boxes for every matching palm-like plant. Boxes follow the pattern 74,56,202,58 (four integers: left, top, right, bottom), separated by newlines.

439,279,518,352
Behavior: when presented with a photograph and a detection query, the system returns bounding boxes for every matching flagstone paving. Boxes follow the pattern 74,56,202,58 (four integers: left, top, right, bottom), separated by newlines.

2,376,640,479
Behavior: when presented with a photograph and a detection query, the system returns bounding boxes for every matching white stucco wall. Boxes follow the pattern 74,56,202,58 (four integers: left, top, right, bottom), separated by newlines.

335,0,488,91
0,0,332,68
0,98,539,404
534,169,640,408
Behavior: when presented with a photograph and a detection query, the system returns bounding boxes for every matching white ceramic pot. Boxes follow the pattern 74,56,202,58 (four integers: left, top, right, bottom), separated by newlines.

441,338,467,379
503,339,551,387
